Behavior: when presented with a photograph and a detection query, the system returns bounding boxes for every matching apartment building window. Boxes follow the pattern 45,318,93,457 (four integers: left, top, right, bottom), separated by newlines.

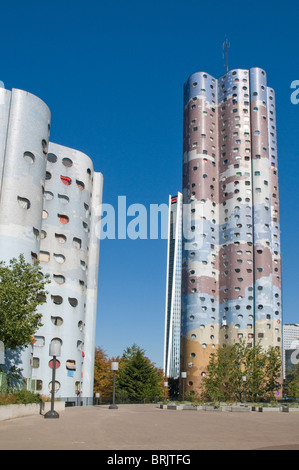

58,214,69,224
47,153,57,163
61,176,71,185
17,196,30,209
23,151,35,164
62,158,73,167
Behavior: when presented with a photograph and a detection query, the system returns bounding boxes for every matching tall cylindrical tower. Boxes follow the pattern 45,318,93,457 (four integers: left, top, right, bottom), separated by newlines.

0,88,51,378
181,71,220,390
0,86,103,401
181,68,282,394
33,143,103,400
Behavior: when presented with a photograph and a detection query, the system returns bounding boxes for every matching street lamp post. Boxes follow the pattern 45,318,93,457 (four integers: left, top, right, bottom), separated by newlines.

95,392,100,405
242,375,246,403
0,341,5,366
0,341,4,393
181,372,187,402
109,362,119,409
163,381,168,401
44,342,61,419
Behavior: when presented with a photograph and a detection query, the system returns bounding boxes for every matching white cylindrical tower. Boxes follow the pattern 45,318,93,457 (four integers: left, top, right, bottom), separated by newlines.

32,143,103,400
0,88,51,379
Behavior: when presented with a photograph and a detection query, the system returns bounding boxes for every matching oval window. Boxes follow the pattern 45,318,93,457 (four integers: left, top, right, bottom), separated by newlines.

73,237,82,249
47,153,57,163
60,176,71,185
62,158,73,168
55,233,67,243
53,274,65,285
54,253,65,264
23,151,35,164
58,214,69,224
49,359,60,369
44,191,54,201
76,180,85,191
51,316,63,326
17,196,30,209
48,380,61,392
51,295,63,305
68,297,78,307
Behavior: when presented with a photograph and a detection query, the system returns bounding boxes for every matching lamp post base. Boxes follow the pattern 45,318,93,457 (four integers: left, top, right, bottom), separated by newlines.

44,410,60,419
109,404,118,409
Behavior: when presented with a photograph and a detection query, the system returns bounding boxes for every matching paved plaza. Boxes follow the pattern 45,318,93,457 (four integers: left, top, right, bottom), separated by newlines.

0,403,299,451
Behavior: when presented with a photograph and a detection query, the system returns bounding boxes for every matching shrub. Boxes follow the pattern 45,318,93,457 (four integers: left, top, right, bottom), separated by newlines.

0,390,41,406
13,390,41,404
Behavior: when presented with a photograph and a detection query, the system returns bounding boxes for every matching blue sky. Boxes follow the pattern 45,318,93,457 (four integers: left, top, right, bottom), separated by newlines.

1,0,298,368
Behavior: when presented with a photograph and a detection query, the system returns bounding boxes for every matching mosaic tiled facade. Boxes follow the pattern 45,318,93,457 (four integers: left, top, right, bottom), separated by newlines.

181,68,282,391
0,87,103,401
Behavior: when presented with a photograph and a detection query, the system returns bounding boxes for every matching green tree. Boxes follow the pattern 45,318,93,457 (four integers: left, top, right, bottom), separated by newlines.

116,344,164,401
200,342,281,403
0,254,50,350
200,343,245,403
284,361,299,399
243,344,281,402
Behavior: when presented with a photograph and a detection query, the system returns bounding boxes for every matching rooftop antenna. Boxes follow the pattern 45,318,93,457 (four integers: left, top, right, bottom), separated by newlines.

223,37,230,73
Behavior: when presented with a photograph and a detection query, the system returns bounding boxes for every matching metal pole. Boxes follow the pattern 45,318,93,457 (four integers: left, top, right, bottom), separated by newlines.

181,372,187,402
109,369,118,409
113,370,116,405
163,381,168,402
50,356,56,412
44,355,59,418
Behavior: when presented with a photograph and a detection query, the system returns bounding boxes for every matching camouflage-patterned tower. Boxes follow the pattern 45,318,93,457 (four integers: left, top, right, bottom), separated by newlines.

181,68,282,392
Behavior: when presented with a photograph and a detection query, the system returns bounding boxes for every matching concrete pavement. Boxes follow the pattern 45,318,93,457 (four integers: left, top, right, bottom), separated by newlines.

0,403,299,450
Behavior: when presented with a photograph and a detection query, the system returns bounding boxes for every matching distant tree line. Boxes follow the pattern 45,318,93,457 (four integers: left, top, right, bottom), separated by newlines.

94,341,299,404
